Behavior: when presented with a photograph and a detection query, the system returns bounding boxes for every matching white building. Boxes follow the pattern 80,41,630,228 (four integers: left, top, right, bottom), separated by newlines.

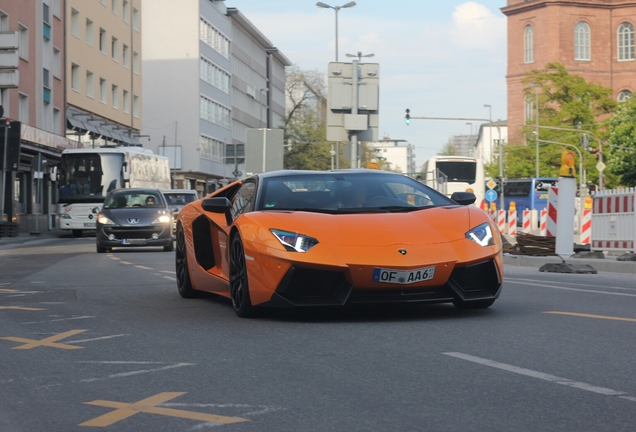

366,138,415,174
475,121,508,166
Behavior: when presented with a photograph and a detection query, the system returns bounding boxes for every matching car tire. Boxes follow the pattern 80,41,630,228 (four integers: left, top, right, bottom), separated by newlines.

164,241,174,252
96,244,107,253
175,226,198,298
72,230,83,238
452,299,496,309
229,233,256,318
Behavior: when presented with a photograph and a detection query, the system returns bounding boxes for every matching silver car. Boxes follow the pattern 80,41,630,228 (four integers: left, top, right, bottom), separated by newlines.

163,189,199,235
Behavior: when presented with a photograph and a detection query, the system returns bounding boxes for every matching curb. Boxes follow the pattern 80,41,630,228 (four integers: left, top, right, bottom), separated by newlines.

503,254,636,275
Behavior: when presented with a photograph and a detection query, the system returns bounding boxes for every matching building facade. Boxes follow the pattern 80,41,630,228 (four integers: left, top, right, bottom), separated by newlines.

366,138,415,174
66,0,142,146
0,0,80,233
503,0,636,142
475,121,508,165
227,8,290,181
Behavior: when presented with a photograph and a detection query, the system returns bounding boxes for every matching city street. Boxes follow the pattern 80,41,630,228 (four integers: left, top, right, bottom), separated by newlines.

1,236,635,431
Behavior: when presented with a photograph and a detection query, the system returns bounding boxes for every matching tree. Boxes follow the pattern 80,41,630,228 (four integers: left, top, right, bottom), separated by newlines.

282,66,349,170
438,140,458,156
607,96,636,186
513,62,617,186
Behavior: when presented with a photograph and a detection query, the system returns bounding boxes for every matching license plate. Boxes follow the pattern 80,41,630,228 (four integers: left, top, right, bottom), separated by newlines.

372,266,436,284
84,223,96,228
121,239,146,245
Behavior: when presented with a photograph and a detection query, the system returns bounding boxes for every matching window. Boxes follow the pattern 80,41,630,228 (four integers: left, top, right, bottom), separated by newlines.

199,18,230,59
122,44,129,67
71,63,80,91
524,25,534,63
52,0,61,18
19,93,29,123
71,8,80,36
132,7,139,31
132,50,139,73
53,47,61,78
133,95,139,117
53,107,61,135
43,3,49,23
200,95,231,128
111,0,118,14
200,56,231,93
574,22,590,61
86,18,94,45
99,28,106,53
18,24,28,60
618,90,632,102
111,37,118,60
86,71,94,98
525,94,535,121
0,11,8,31
112,84,119,108
43,68,51,103
123,0,130,22
199,135,225,163
123,89,129,113
99,78,107,103
618,22,635,61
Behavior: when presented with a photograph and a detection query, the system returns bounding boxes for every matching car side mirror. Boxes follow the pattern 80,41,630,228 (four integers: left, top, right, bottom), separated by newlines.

172,206,180,213
450,192,476,206
92,207,101,214
202,197,233,225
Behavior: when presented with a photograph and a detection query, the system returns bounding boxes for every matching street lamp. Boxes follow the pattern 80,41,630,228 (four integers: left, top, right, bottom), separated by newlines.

345,51,374,62
529,83,540,177
316,1,356,62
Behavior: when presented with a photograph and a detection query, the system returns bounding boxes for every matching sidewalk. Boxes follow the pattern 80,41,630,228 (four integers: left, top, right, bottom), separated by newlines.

0,229,72,248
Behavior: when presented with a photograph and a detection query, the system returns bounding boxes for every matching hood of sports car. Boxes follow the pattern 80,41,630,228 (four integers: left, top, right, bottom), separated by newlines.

251,206,471,246
102,208,167,226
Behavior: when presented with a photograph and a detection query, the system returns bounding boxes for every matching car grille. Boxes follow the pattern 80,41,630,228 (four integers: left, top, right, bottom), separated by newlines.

275,267,353,306
102,226,165,239
446,259,501,301
348,286,455,304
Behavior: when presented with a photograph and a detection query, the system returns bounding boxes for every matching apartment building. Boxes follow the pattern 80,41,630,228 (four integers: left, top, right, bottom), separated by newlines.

366,138,416,174
0,0,80,233
502,0,636,142
66,0,142,146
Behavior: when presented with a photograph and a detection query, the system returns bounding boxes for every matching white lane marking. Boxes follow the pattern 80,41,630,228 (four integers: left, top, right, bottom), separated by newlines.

30,281,45,284
443,352,632,399
22,316,96,325
160,270,175,274
507,277,636,292
163,276,176,281
65,334,128,343
76,361,168,364
80,362,195,382
109,257,121,260
135,265,154,270
505,280,636,297
119,261,132,265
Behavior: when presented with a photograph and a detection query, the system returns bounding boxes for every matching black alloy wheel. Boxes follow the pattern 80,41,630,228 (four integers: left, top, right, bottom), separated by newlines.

175,226,197,298
229,234,256,318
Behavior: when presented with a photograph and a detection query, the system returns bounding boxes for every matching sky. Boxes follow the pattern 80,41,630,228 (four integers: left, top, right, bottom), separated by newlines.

228,0,508,170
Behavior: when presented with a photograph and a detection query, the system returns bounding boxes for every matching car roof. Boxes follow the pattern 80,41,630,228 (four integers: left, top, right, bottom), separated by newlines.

163,189,197,194
254,169,404,180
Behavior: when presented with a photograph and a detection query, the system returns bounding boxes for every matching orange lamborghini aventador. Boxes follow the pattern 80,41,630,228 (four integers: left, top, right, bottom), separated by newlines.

175,170,503,317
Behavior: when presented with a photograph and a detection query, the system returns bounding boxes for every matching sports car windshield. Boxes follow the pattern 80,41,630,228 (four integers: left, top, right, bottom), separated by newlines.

256,173,455,213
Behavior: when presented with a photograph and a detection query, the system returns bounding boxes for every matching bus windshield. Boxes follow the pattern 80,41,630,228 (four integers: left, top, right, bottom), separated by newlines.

59,153,123,203
436,161,477,183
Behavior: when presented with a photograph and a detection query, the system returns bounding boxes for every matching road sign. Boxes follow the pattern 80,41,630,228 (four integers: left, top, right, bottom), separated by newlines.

486,179,497,190
485,189,498,202
596,161,606,172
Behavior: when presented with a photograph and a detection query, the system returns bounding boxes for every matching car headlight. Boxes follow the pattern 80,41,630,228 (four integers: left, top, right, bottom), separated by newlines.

270,229,319,252
466,222,495,247
60,213,72,219
97,214,114,225
152,215,172,224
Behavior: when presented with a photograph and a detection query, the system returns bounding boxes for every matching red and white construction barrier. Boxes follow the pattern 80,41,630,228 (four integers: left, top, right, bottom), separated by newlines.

522,209,531,234
546,187,558,237
508,210,517,236
580,209,592,245
540,208,547,236
497,210,506,234
591,188,636,252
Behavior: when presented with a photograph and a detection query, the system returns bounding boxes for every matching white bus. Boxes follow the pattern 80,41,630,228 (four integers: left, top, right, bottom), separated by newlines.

58,147,171,237
421,156,485,208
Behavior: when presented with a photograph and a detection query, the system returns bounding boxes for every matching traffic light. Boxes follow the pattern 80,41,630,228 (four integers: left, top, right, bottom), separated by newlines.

405,109,410,125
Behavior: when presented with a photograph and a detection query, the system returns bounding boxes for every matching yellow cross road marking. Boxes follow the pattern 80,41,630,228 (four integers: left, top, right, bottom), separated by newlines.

0,288,19,292
545,311,636,323
1,329,87,350
80,392,249,427
0,306,45,311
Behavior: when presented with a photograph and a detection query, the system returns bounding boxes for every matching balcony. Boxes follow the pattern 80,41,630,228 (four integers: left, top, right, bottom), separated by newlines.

0,51,19,69
0,70,20,88
0,31,19,50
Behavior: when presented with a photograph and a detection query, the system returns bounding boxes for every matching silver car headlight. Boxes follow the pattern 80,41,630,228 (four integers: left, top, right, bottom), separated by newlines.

152,215,172,224
97,214,114,225
60,213,72,219
270,229,319,252
466,223,495,247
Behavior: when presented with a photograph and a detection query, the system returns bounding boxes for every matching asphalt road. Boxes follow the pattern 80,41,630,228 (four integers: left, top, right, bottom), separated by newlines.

1,236,635,431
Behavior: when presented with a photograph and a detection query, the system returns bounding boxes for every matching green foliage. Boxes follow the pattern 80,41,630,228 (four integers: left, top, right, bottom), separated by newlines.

607,96,636,187
438,141,458,156
505,62,618,186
